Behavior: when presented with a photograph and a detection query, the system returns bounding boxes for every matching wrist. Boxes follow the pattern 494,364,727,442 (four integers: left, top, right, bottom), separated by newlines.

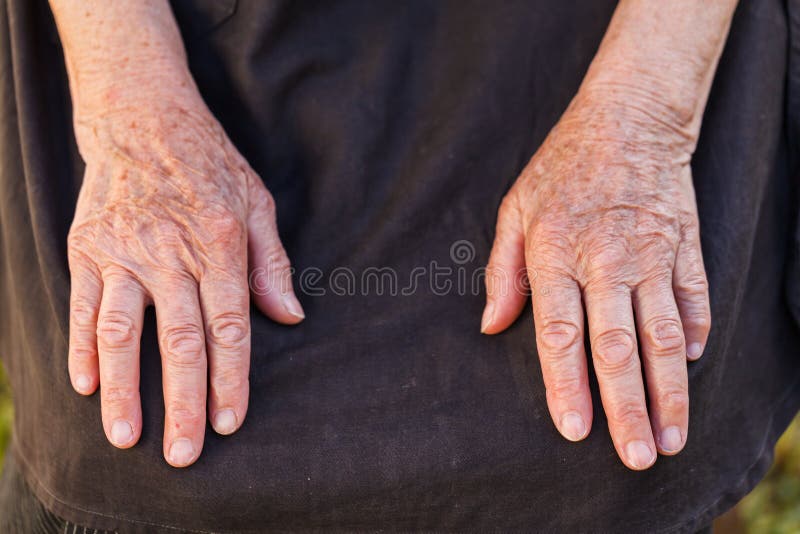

580,61,705,139
72,88,215,166
69,55,199,117
569,75,701,157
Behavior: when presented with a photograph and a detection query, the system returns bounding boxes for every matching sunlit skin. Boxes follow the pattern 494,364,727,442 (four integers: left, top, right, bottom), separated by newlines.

483,1,738,470
51,1,305,468
51,0,737,469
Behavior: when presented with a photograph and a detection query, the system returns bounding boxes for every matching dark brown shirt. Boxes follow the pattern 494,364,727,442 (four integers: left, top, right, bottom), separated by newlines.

0,1,799,532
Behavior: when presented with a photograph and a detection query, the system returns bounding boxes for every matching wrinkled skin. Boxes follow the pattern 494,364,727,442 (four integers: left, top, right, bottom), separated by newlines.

482,92,711,470
67,98,305,467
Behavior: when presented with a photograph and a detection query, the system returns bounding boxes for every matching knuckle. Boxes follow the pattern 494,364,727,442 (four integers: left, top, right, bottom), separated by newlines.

152,219,185,243
209,210,246,242
546,375,584,402
685,311,711,333
167,403,205,425
642,317,684,355
498,192,520,219
70,343,96,362
67,228,93,257
529,225,573,258
585,241,629,274
71,298,98,329
102,385,138,405
161,326,205,366
538,320,582,355
608,399,649,428
657,389,689,414
207,312,249,350
254,187,276,216
592,329,637,372
96,311,138,349
679,216,701,239
676,272,709,296
211,370,249,394
261,242,291,272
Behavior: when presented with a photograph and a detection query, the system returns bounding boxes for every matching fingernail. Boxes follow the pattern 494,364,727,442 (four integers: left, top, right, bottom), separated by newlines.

213,409,238,435
687,342,704,360
282,295,305,319
480,302,495,333
559,411,587,441
659,426,684,453
625,440,655,469
110,419,133,447
75,374,91,393
168,438,196,466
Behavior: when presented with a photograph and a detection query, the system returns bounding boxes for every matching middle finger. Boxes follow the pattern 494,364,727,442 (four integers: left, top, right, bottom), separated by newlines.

153,274,208,468
585,283,656,470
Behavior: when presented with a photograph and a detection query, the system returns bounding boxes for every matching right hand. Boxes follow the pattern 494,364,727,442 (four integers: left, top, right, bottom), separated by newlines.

67,96,304,467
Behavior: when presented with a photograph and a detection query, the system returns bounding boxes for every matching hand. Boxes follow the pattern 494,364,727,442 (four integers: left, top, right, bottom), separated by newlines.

482,91,711,470
67,97,305,467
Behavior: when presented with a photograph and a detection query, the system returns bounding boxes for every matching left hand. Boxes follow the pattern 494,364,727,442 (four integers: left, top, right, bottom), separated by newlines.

481,90,711,470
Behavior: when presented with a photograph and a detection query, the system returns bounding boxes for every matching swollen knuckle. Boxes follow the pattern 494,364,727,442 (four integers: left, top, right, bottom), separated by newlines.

538,320,581,355
162,326,205,366
97,311,138,348
208,312,249,349
592,329,637,371
642,317,684,355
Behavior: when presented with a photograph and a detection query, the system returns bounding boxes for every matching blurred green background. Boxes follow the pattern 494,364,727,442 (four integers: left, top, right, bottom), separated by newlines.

0,363,796,532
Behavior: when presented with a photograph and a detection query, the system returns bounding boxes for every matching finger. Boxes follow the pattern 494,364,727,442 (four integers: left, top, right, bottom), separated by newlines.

482,193,528,334
530,269,592,442
68,254,102,395
200,271,250,436
585,284,656,470
96,269,146,449
634,276,689,455
673,220,711,360
246,179,304,324
153,275,208,468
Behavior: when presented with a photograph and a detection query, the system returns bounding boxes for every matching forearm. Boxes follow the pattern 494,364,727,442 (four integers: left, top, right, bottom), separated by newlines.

577,0,739,147
49,0,198,118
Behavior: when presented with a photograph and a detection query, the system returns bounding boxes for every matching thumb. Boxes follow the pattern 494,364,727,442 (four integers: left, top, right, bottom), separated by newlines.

482,192,528,334
246,177,305,324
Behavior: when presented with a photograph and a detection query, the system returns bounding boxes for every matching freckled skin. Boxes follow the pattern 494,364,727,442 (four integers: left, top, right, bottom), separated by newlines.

483,1,737,470
66,98,307,468
51,1,307,467
50,0,737,471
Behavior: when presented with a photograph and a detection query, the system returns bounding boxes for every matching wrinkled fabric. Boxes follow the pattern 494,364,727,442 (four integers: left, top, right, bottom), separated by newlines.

0,1,798,532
